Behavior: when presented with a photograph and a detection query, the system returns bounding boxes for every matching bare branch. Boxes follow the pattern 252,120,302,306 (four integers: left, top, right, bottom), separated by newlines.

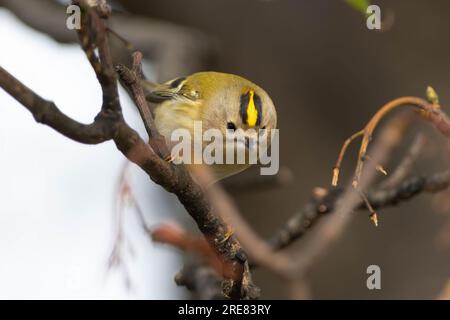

270,170,450,252
332,96,450,188
115,52,170,159
0,1,250,299
0,66,114,144
113,52,250,299
74,0,119,113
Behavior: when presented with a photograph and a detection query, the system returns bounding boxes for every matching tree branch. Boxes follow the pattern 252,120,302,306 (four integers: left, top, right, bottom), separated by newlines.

0,66,114,144
113,54,249,299
0,0,250,299
270,169,450,251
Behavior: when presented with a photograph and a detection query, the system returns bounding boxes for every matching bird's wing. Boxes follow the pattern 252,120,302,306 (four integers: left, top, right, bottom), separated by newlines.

144,76,198,103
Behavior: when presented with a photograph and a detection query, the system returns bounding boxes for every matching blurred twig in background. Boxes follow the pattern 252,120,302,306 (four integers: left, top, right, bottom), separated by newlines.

0,0,215,80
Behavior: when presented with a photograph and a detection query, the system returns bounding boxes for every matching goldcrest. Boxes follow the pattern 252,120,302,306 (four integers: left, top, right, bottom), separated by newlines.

143,72,277,183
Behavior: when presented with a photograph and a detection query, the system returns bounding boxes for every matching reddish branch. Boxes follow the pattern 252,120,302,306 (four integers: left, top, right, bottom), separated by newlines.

332,95,450,188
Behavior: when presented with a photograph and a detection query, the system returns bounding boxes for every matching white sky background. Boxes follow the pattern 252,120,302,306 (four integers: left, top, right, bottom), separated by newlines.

0,8,183,299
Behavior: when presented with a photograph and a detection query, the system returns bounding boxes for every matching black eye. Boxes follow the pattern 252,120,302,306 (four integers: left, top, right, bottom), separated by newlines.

227,122,236,131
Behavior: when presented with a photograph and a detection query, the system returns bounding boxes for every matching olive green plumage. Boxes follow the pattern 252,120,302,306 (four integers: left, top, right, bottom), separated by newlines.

143,71,277,183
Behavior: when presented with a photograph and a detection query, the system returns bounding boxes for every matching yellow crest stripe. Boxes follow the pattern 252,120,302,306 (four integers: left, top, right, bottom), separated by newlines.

246,90,258,127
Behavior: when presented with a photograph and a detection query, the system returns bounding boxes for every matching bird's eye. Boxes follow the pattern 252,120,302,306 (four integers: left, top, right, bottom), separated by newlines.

227,122,237,131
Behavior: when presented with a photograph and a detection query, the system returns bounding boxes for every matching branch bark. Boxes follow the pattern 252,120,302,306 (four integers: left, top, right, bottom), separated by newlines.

0,66,115,144
0,0,249,300
270,170,450,252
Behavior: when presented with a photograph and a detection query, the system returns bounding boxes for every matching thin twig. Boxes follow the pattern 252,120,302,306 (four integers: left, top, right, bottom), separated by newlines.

332,94,450,188
332,129,364,186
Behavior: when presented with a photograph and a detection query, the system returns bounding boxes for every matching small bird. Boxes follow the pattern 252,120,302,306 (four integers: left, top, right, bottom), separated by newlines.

143,72,277,183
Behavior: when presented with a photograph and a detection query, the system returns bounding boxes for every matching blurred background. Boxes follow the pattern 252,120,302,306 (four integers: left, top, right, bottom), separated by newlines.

0,0,450,299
